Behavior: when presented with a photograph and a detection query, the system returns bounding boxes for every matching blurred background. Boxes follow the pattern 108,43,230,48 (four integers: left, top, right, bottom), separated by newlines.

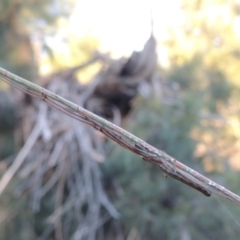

1,0,240,239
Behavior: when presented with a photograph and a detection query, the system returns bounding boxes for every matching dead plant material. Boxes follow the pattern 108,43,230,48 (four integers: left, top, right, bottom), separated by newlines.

3,35,157,239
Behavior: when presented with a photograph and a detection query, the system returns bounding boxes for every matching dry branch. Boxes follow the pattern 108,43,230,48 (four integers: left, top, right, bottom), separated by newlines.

1,67,240,206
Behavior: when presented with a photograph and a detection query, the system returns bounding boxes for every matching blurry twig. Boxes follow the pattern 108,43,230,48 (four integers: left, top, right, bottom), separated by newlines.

0,103,47,194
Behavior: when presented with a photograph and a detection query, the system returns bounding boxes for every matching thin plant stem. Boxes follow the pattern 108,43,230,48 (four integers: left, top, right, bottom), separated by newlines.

1,67,240,205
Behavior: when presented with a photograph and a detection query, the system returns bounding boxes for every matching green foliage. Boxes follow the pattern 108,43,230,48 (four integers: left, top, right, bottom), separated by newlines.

0,0,74,79
0,179,36,240
102,94,240,239
0,91,16,159
0,91,15,132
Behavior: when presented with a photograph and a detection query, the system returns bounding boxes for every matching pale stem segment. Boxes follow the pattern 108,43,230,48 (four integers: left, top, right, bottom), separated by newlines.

1,67,240,205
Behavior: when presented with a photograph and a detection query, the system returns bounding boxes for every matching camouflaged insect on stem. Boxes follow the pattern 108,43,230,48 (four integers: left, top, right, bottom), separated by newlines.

1,67,240,205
